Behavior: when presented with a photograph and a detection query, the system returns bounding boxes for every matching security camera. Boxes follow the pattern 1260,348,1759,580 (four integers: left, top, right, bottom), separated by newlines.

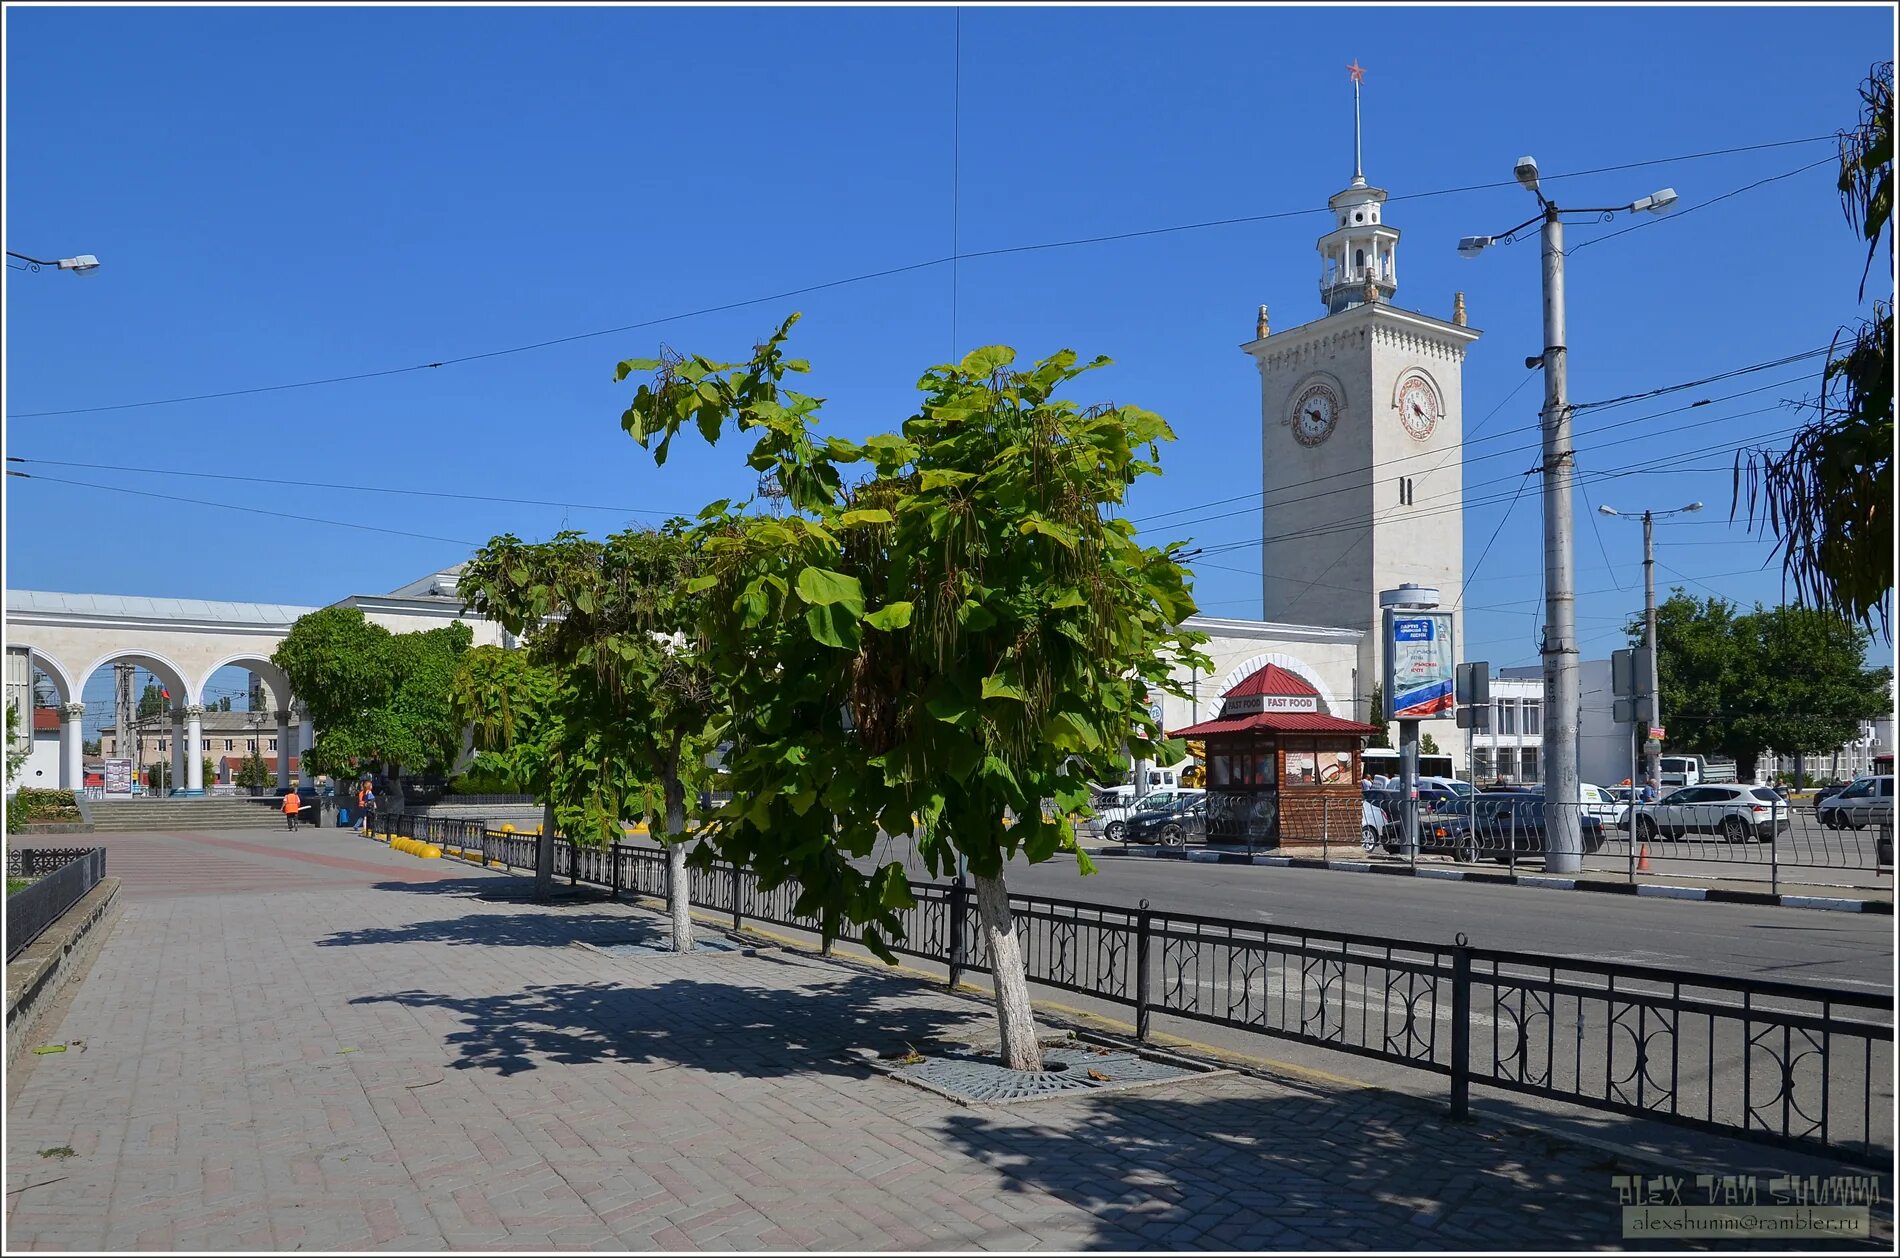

1514,156,1540,193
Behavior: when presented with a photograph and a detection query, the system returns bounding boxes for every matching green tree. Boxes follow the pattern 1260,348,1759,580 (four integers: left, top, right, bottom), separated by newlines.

136,682,166,721
450,646,565,895
216,696,233,712
273,607,472,794
147,760,172,792
1365,683,1392,749
1419,732,1441,756
1738,62,1893,636
1642,592,1891,782
459,526,724,945
234,746,272,790
618,316,1209,1069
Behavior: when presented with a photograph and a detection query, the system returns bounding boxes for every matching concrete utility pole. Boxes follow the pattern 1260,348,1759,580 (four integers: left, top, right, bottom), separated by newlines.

1460,162,1678,874
1599,500,1703,799
1535,204,1583,872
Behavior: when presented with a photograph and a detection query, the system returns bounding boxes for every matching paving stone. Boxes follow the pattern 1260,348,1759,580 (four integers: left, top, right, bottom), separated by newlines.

6,825,1887,1252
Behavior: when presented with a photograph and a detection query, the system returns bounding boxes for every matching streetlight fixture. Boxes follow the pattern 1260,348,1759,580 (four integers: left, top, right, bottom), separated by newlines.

7,250,101,276
1598,501,1702,799
1459,160,1679,873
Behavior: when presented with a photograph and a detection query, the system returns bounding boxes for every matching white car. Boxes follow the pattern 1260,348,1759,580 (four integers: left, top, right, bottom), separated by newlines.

1818,775,1894,831
1359,799,1391,850
1577,783,1622,824
1627,783,1791,843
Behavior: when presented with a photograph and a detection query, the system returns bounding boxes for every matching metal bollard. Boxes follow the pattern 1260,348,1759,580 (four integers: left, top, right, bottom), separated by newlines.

1135,899,1154,1043
730,862,742,931
1450,933,1472,1121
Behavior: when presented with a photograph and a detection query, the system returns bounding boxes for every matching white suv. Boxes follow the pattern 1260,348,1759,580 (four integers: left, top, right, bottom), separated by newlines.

1629,784,1791,843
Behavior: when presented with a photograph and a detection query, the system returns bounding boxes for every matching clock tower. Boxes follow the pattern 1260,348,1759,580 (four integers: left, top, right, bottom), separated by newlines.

1241,62,1482,734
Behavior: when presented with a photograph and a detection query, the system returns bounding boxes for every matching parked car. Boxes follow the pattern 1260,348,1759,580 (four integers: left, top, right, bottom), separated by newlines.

1817,776,1894,831
1124,794,1207,846
1470,792,1606,861
1094,787,1206,843
1415,775,1475,799
1811,781,1858,816
1625,784,1791,843
1578,783,1622,824
1362,788,1480,861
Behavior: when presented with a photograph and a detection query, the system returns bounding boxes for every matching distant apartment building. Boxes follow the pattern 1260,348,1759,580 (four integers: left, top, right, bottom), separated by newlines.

99,709,299,782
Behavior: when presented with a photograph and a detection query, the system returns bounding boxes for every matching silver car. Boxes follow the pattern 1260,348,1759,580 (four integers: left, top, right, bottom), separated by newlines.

1818,775,1894,831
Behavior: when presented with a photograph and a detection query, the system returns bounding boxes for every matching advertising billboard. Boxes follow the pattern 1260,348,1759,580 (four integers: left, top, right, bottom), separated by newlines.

1385,611,1455,720
103,757,136,796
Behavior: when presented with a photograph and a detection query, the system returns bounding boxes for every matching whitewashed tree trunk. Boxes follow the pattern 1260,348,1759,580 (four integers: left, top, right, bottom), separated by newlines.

535,801,555,899
665,774,694,952
972,869,1042,1070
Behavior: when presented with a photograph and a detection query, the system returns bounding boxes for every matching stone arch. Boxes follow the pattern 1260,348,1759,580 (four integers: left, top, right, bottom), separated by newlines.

1216,651,1340,716
16,645,80,705
199,653,293,713
77,648,195,711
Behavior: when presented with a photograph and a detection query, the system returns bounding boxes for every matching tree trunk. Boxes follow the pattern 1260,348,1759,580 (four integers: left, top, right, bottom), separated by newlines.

664,773,694,952
535,801,555,900
971,869,1042,1071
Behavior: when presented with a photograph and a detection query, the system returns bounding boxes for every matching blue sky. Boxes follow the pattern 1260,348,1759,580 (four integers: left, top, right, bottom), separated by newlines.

6,3,1894,723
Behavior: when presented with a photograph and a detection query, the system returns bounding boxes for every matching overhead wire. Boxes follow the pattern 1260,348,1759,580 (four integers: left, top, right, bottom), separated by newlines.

9,134,1840,422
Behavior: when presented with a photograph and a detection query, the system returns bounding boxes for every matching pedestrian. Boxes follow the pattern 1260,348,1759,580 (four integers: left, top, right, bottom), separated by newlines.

282,786,302,832
358,780,377,836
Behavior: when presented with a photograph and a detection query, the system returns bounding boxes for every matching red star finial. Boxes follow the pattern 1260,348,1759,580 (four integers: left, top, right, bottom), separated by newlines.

1348,60,1366,84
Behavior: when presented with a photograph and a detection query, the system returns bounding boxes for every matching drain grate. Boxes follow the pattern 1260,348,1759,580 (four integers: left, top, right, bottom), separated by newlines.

890,1044,1200,1104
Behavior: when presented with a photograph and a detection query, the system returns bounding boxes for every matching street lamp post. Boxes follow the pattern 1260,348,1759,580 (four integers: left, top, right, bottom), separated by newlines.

1459,161,1676,873
1598,501,1703,799
7,250,101,276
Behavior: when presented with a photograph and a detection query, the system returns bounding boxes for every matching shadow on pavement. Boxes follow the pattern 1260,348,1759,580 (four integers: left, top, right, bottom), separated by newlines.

932,1084,1889,1251
316,906,663,951
348,958,974,1080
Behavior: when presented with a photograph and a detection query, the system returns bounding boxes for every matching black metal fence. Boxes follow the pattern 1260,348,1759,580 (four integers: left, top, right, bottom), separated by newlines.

379,816,1893,1165
6,847,107,961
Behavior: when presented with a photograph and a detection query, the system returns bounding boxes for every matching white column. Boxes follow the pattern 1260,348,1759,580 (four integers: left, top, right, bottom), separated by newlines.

297,708,315,785
274,710,293,790
184,704,205,795
58,702,85,789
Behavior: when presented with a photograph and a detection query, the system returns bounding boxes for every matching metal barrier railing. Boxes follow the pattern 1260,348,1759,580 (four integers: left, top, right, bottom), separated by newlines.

378,816,1892,1164
6,846,107,960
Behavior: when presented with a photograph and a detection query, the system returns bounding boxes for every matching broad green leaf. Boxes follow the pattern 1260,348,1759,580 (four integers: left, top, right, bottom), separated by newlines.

840,508,894,527
794,567,865,614
959,345,1016,375
805,604,862,650
981,676,1027,703
925,692,974,724
920,469,976,492
863,601,914,631
615,358,661,381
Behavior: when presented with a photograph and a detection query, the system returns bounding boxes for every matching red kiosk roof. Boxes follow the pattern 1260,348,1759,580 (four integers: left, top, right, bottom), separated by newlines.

1169,660,1379,739
1170,712,1382,738
1221,663,1320,698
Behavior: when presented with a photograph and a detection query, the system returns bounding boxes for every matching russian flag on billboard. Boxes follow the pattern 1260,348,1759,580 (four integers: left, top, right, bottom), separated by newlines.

1393,678,1454,719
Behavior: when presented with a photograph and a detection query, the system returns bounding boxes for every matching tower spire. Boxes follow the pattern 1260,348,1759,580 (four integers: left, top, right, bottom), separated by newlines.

1348,59,1367,187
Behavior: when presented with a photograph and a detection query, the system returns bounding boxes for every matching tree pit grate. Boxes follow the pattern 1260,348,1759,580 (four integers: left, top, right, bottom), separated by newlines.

874,1040,1215,1106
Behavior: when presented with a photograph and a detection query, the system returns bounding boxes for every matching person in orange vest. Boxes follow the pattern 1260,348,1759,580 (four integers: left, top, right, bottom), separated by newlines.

357,780,376,836
282,786,302,832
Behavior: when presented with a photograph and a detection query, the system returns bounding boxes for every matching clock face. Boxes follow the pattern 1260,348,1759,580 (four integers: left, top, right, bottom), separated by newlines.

1289,380,1342,447
1397,375,1441,440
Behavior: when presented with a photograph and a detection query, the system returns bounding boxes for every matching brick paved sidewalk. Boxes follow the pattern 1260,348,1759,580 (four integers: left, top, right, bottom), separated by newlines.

3,829,1886,1250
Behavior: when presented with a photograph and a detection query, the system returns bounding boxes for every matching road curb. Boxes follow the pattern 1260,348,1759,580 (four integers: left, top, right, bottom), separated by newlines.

1085,845,1892,913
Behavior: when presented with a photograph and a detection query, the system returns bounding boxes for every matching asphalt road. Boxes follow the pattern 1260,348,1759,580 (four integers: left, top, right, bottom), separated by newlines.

829,836,1897,993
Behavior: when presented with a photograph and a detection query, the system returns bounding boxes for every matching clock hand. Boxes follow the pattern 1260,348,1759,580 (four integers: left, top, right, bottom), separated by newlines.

1307,408,1324,424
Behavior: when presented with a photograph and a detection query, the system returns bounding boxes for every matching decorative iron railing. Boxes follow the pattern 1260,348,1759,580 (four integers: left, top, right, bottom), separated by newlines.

380,817,1891,1165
